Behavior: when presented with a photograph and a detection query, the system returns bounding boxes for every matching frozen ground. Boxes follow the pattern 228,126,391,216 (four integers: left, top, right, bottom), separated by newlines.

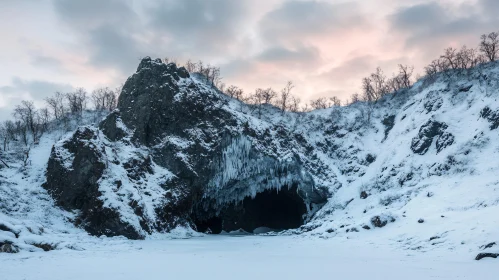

1,235,498,280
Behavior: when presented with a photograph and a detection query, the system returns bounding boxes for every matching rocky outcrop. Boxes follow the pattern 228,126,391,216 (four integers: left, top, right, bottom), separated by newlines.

99,111,128,142
480,106,499,130
370,215,396,228
43,127,145,239
411,120,454,155
475,253,499,261
0,242,19,253
43,57,329,238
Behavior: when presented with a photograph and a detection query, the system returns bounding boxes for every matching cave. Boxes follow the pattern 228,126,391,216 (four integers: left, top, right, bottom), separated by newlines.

194,186,307,234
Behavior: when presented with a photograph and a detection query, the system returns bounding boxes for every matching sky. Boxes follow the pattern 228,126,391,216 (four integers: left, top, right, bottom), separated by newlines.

1,0,498,120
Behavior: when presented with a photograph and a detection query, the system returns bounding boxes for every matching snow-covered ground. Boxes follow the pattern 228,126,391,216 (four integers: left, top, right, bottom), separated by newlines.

1,235,498,280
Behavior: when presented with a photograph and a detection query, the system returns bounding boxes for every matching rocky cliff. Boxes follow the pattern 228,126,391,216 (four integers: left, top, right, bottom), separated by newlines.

43,58,329,238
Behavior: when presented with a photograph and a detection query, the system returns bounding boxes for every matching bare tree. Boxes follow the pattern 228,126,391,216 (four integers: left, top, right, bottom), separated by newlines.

349,93,360,104
425,59,440,77
261,88,277,104
197,60,205,76
301,104,312,112
371,67,389,100
387,74,402,93
92,87,117,111
456,46,474,69
398,64,413,88
289,96,301,112
249,89,266,117
0,126,9,166
92,88,107,111
278,81,294,112
310,97,329,110
480,31,499,62
21,146,31,168
185,59,196,72
45,92,66,120
13,100,41,144
329,96,341,106
2,120,15,151
38,108,50,133
361,77,376,102
225,85,244,100
441,47,459,69
66,88,87,115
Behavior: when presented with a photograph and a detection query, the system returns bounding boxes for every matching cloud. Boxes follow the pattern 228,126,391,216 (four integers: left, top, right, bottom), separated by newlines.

53,0,136,29
390,2,446,34
52,0,144,74
85,25,146,73
320,55,376,82
256,45,322,68
3,0,499,121
146,0,248,56
478,0,499,19
30,54,65,72
50,0,251,74
259,1,368,45
389,1,499,49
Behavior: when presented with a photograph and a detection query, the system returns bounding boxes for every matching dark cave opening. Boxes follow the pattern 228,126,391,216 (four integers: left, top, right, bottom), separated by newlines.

194,186,307,234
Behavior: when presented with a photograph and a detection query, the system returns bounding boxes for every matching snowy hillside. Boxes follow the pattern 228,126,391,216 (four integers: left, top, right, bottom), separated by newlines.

1,58,499,261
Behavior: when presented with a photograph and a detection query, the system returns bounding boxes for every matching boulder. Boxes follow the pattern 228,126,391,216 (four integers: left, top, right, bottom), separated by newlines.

0,242,19,253
371,215,396,228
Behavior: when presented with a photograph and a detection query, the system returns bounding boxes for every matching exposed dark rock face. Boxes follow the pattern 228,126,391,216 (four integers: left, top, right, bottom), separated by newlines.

424,92,443,114
43,127,148,239
365,154,376,164
459,85,473,92
0,223,19,238
0,242,19,253
99,111,128,142
44,127,105,211
475,253,499,261
411,120,454,155
31,243,55,252
371,215,395,228
44,57,329,238
480,107,499,130
435,131,455,153
360,191,369,199
382,115,396,140
481,242,497,250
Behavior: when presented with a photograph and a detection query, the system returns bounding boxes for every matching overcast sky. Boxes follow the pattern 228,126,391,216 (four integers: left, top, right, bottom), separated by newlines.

1,0,498,120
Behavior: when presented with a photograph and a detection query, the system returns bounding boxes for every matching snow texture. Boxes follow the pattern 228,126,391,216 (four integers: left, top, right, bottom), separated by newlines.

1,60,499,265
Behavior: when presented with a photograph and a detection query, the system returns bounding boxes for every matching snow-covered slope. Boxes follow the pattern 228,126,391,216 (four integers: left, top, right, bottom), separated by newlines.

2,58,499,259
293,63,499,257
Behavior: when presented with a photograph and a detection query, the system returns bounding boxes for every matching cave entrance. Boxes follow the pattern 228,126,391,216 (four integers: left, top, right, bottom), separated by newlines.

195,186,307,234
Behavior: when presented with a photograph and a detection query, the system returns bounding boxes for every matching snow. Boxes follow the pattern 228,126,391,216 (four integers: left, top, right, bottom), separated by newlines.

1,235,498,280
2,61,499,275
